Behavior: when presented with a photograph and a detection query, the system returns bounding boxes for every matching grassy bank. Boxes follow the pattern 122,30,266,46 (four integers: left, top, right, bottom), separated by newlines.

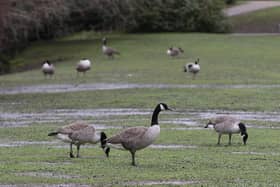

230,6,280,32
2,33,280,86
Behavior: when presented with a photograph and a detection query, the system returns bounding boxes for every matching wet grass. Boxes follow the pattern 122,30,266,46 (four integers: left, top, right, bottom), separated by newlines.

0,126,280,186
1,32,280,186
2,87,280,112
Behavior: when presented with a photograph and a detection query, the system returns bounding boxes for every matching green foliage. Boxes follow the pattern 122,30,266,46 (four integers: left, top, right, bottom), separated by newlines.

1,0,230,59
0,54,10,74
130,0,230,33
225,0,236,5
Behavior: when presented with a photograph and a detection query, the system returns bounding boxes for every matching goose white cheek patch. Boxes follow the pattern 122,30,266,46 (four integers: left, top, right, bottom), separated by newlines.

160,104,165,110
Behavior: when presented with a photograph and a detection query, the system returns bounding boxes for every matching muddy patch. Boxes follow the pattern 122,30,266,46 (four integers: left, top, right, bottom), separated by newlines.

124,180,201,186
2,83,280,95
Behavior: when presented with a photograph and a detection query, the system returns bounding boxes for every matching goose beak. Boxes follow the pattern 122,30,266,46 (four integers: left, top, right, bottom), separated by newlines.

167,107,174,111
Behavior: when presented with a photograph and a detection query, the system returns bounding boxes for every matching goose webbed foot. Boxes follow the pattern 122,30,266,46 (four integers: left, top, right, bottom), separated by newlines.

105,147,110,158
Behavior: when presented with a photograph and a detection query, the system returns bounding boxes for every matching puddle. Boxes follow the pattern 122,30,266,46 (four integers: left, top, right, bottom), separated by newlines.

2,83,280,95
0,141,57,147
168,127,203,130
16,172,80,179
232,151,280,156
1,108,280,129
246,124,280,129
0,184,90,187
163,118,198,126
0,108,150,128
150,144,197,149
23,161,72,166
50,144,196,150
124,180,201,186
185,109,280,123
0,140,196,150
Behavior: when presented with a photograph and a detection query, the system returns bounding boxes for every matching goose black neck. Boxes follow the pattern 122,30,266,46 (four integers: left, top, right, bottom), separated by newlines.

151,105,161,126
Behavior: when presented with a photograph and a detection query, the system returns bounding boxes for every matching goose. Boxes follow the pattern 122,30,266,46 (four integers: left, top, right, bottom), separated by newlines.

102,37,120,59
101,103,172,166
204,116,248,145
166,47,184,57
48,121,109,158
76,58,91,75
42,60,54,78
184,58,200,79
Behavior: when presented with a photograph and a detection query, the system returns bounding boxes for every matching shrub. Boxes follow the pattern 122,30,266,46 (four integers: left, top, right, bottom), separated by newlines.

225,0,236,5
123,0,229,33
0,0,230,59
0,54,10,74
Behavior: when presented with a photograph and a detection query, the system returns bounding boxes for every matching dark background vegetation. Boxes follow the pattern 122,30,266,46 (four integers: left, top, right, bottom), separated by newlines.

0,0,229,74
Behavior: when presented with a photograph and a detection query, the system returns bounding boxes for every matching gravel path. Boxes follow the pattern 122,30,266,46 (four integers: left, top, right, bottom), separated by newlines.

224,1,280,16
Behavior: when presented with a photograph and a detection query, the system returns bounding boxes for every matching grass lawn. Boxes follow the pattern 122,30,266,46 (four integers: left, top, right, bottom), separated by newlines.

1,32,280,186
2,33,280,86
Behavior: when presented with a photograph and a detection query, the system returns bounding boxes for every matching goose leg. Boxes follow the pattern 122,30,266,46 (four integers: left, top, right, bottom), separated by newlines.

217,134,222,145
76,144,81,158
131,151,136,166
228,134,232,145
69,143,74,158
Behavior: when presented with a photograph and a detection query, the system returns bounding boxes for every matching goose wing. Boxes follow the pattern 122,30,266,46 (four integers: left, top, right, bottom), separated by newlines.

214,116,238,125
58,122,89,134
69,126,96,143
107,47,120,55
107,127,148,144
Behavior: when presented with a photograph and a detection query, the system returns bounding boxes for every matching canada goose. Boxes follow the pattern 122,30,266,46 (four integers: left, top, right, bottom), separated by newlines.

101,103,172,166
184,58,200,79
166,47,184,57
48,121,108,158
76,58,91,75
42,60,54,78
204,116,248,145
102,37,120,59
